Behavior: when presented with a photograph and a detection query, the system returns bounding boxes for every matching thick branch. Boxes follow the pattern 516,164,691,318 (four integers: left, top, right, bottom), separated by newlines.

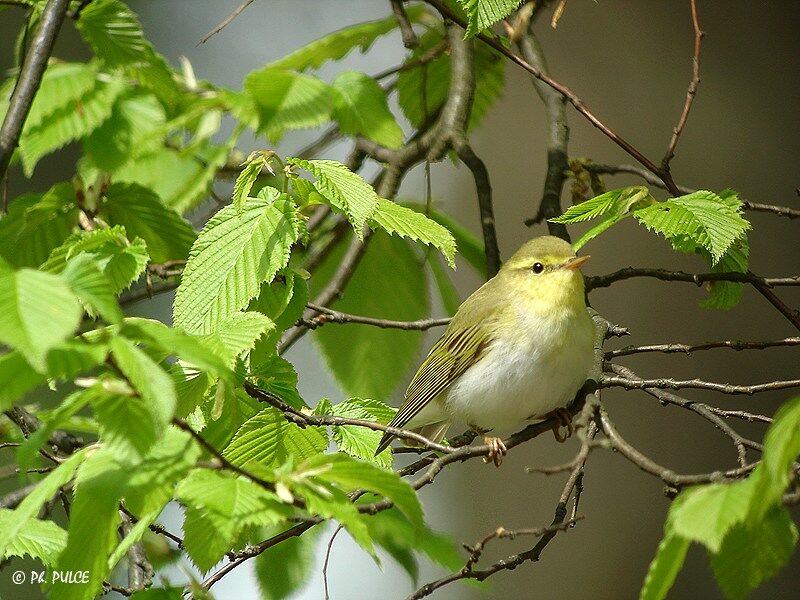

0,0,71,182
516,24,570,240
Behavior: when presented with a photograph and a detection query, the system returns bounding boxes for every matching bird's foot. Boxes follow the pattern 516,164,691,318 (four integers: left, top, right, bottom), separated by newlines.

482,436,507,467
548,408,574,443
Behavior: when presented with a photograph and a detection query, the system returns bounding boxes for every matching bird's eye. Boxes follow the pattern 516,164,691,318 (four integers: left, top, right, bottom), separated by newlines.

532,262,544,274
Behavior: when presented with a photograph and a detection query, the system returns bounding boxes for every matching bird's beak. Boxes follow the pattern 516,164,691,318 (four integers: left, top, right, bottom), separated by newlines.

563,255,590,270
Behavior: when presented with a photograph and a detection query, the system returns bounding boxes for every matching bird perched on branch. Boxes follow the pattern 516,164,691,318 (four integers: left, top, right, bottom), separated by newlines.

376,236,594,466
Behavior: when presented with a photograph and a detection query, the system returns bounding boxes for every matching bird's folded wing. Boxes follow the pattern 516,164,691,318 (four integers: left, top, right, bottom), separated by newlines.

389,323,491,430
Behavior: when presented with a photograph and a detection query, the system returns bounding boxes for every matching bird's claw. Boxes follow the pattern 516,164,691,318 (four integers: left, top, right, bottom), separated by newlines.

550,408,574,443
482,436,507,467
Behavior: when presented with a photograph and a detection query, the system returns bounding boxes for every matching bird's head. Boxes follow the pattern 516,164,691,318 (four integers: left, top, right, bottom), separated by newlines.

498,236,589,311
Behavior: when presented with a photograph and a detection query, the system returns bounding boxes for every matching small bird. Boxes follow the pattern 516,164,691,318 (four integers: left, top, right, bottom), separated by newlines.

376,236,595,466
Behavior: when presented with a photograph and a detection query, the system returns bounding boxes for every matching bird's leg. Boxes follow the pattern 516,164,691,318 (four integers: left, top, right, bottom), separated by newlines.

470,424,507,467
545,408,574,443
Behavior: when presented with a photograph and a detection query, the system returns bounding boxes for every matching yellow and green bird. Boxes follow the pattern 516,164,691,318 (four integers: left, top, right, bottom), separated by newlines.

376,236,594,465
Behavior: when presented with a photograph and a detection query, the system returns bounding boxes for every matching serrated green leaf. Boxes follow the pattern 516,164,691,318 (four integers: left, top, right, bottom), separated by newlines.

84,91,166,171
53,448,126,600
76,0,149,65
44,338,109,379
639,533,690,600
332,71,403,148
459,0,522,37
670,481,754,553
250,354,306,409
550,188,639,224
61,253,123,323
0,259,83,370
21,62,97,130
205,311,276,362
110,336,177,440
173,192,299,334
710,508,798,600
243,68,332,141
223,407,288,468
0,448,87,558
313,232,427,399
370,198,456,267
288,158,378,237
19,74,125,176
634,190,750,264
121,317,232,379
176,469,292,572
750,397,800,516
268,6,426,72
301,453,423,529
0,509,67,566
422,206,485,275
470,42,505,130
232,154,268,213
91,385,159,460
701,238,749,311
42,226,150,293
0,183,78,268
100,183,196,262
330,397,396,467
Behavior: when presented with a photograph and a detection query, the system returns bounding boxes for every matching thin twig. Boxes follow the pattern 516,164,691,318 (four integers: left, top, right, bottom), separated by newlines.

601,371,800,396
197,0,256,45
301,303,451,331
322,525,343,600
586,268,800,290
0,0,72,180
606,337,800,358
661,0,704,170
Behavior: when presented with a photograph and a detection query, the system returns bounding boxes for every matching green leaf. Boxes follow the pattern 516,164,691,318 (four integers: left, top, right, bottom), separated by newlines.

427,253,461,315
223,407,288,468
329,397,396,468
331,71,403,148
459,0,522,37
669,482,754,553
76,0,150,66
0,259,83,370
639,534,690,600
634,190,751,264
173,192,299,334
91,384,161,460
423,206,486,275
470,42,505,130
397,31,450,128
287,158,379,237
100,183,196,262
254,526,322,600
301,453,423,529
250,354,306,409
232,153,270,213
110,337,177,440
19,74,125,176
370,199,457,267
0,449,87,558
84,91,166,171
176,469,293,572
205,311,276,362
42,226,150,293
701,237,749,311
710,508,798,600
61,253,123,323
750,396,800,515
20,62,97,131
0,183,78,268
52,448,127,600
550,187,647,224
0,350,45,410
0,509,67,566
243,68,332,141
121,317,232,379
268,6,426,72
313,232,428,399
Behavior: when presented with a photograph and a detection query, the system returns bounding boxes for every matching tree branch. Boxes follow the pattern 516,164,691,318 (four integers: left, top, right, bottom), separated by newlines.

661,0,704,171
606,336,800,358
586,267,800,290
515,22,570,240
0,0,71,182
300,303,451,331
601,371,800,396
197,0,256,45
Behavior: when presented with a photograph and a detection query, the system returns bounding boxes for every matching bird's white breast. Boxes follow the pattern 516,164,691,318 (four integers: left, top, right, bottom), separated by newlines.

442,306,593,431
